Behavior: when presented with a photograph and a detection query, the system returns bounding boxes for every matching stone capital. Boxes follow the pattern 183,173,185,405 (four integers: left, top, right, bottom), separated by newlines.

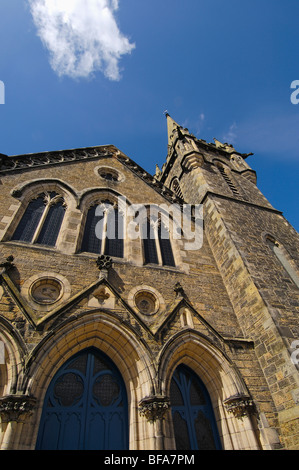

223,394,255,419
0,395,36,423
139,395,170,423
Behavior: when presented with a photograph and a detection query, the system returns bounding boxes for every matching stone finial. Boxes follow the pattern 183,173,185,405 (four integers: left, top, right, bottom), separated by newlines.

138,395,170,423
96,255,113,280
174,282,185,298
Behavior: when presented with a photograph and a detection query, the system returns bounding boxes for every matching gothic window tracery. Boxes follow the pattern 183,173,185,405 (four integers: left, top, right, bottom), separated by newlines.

141,211,175,267
12,191,66,247
81,199,124,258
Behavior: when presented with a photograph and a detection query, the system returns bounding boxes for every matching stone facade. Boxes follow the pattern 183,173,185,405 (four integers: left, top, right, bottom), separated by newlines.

0,116,298,450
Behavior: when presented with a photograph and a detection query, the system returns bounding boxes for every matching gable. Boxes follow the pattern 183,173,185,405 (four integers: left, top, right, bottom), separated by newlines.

0,145,183,208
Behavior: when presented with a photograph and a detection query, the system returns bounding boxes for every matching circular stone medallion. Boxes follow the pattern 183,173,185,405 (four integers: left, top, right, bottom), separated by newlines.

134,291,158,315
30,278,62,305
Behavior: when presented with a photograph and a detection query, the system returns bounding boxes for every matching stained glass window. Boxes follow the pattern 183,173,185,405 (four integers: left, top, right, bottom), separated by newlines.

81,205,103,254
142,219,159,265
37,202,65,246
81,202,124,258
12,196,45,243
12,192,65,247
158,222,175,267
142,216,175,267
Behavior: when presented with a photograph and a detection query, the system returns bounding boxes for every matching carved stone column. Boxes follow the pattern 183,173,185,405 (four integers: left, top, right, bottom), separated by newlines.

139,395,170,450
0,395,36,450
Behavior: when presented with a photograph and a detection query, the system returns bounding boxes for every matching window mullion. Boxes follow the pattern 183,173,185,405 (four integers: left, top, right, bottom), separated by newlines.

155,228,163,266
100,210,109,255
32,203,50,243
150,218,163,265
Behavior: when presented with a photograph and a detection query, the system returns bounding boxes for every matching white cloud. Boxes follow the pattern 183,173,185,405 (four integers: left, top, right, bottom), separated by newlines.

229,112,299,160
28,0,135,80
183,113,205,136
222,122,237,145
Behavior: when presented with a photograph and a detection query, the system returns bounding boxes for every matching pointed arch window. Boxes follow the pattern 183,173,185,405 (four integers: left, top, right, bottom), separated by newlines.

81,200,124,258
266,236,299,288
170,365,221,450
142,214,175,267
12,192,65,247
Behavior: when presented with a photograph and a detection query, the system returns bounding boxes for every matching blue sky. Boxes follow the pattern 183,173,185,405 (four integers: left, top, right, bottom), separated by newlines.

0,0,298,231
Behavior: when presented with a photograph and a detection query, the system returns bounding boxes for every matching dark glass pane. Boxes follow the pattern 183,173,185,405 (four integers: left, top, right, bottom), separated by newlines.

105,209,124,258
171,365,221,450
93,374,120,406
173,411,191,450
194,410,217,450
190,379,206,406
12,196,45,242
69,353,88,375
170,379,184,406
93,356,110,375
53,372,84,406
143,219,158,264
158,223,175,267
36,202,65,246
81,206,102,254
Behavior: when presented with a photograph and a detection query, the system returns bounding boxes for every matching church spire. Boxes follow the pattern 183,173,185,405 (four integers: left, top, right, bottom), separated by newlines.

164,111,181,147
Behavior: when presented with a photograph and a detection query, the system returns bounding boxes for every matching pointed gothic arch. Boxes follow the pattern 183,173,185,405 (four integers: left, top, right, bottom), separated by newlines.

158,331,262,450
36,347,129,450
20,312,157,450
2,180,77,250
170,363,222,450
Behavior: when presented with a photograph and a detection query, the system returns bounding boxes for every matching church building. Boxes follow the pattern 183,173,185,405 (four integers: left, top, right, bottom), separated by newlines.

0,114,298,450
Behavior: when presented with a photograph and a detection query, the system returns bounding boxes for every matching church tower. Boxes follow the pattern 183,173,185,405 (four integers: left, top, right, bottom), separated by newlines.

157,114,299,449
0,114,298,450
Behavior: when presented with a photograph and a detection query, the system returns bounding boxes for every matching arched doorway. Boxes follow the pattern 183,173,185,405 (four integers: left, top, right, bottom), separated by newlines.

36,348,128,450
170,364,221,450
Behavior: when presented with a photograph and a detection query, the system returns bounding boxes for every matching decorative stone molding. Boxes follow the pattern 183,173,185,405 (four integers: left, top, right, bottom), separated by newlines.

127,285,165,317
94,165,125,183
21,272,71,314
223,394,255,419
0,255,15,273
88,286,116,309
96,255,113,279
181,152,205,171
138,395,170,423
0,146,114,174
173,281,185,298
0,395,36,423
